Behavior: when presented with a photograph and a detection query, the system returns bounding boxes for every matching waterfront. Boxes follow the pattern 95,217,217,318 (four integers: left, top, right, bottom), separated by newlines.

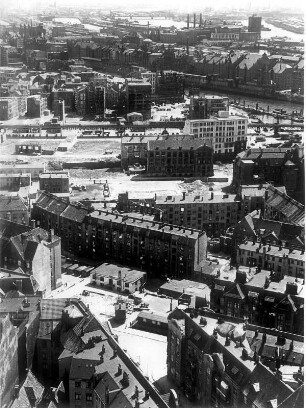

197,90,303,122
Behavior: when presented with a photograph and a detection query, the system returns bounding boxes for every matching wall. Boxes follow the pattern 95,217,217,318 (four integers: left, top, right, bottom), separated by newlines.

0,315,19,408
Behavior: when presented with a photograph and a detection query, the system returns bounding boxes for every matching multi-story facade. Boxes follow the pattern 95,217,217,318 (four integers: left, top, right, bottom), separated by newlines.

183,113,248,159
248,15,262,33
237,240,305,278
32,192,208,279
146,138,214,178
189,95,229,120
232,147,304,198
0,315,19,408
0,97,19,120
0,194,29,225
27,95,48,118
156,192,241,236
126,82,152,120
167,308,302,406
210,267,304,333
121,134,161,169
0,219,62,295
39,171,70,194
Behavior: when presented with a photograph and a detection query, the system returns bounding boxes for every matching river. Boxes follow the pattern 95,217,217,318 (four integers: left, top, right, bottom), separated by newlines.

196,89,303,124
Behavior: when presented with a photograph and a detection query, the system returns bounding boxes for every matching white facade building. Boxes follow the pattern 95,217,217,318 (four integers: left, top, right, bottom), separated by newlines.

183,112,248,155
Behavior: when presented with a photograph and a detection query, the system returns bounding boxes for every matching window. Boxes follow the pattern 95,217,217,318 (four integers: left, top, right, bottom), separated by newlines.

86,393,93,401
75,381,81,388
75,393,81,400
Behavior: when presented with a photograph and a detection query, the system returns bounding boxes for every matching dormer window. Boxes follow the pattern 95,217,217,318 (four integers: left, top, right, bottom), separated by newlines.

252,383,260,392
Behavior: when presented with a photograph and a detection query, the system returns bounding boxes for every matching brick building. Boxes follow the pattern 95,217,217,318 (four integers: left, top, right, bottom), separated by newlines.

155,191,241,236
0,219,62,295
232,146,304,198
27,95,48,118
189,95,229,120
237,240,305,278
32,192,208,279
39,171,70,194
0,315,19,408
146,138,213,177
0,194,29,225
126,82,151,120
167,308,303,406
210,266,304,334
0,97,19,120
0,163,45,180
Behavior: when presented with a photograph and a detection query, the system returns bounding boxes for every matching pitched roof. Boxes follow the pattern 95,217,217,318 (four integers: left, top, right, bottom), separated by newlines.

40,298,70,320
10,370,44,408
34,191,69,215
0,195,28,212
265,186,305,227
60,203,89,223
242,363,292,408
0,218,31,238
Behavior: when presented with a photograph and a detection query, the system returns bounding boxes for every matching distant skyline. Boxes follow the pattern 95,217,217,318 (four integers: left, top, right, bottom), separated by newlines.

1,0,304,12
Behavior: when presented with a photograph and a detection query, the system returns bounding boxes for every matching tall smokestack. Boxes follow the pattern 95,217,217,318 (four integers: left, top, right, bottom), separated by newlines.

200,14,203,27
187,14,189,29
194,13,196,28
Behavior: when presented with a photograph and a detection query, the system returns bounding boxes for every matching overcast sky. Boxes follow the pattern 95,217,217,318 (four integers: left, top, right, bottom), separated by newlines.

2,0,304,12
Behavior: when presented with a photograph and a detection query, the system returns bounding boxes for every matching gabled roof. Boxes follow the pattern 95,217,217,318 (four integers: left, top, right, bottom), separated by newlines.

0,194,28,212
242,363,292,408
265,186,304,227
277,384,304,408
10,370,44,408
224,283,245,300
34,191,69,215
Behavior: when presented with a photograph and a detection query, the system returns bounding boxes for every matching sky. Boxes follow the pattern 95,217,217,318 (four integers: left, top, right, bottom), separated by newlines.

2,0,304,12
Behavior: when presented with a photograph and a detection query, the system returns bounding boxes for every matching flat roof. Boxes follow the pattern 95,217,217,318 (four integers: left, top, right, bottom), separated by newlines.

91,263,146,284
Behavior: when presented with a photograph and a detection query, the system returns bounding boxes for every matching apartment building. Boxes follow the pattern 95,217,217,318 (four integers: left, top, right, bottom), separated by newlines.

32,192,208,279
0,173,31,190
39,171,70,194
189,95,229,119
0,219,62,295
237,240,305,278
1,163,45,179
0,194,29,225
155,191,241,236
0,315,19,408
126,82,151,120
232,146,304,197
121,134,161,169
147,138,214,178
27,95,48,118
167,308,301,407
183,112,248,159
0,97,19,120
210,267,304,333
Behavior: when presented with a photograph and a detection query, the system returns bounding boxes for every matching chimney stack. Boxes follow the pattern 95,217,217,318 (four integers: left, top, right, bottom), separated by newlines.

194,13,196,28
187,14,189,29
